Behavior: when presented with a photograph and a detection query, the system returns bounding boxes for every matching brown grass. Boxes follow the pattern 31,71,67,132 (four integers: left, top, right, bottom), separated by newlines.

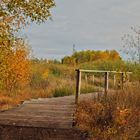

0,88,52,110
75,84,140,140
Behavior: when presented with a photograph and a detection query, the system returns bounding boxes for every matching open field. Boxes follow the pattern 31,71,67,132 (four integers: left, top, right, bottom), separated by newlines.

0,53,140,139
0,59,140,109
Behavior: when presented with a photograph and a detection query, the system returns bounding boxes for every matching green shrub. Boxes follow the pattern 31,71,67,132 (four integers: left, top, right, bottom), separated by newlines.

53,86,75,97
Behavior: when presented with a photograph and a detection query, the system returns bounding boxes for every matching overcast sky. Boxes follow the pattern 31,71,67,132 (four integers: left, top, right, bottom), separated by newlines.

22,0,140,59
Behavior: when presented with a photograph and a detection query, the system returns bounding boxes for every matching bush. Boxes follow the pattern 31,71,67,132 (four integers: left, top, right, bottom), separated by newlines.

53,87,75,97
75,85,140,140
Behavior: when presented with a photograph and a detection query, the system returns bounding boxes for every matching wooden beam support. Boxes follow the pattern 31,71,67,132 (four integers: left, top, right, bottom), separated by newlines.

92,75,95,84
121,72,124,90
104,72,109,96
85,74,88,82
113,74,116,88
75,70,81,104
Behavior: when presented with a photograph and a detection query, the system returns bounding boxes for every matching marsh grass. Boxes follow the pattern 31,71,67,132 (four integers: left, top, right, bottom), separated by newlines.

75,84,140,140
0,61,139,114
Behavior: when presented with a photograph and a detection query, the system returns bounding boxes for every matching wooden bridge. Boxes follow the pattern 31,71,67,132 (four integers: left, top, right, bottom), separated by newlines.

0,94,95,140
75,69,132,103
0,69,132,140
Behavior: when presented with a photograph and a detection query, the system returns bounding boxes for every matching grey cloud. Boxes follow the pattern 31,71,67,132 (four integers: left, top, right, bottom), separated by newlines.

22,0,140,59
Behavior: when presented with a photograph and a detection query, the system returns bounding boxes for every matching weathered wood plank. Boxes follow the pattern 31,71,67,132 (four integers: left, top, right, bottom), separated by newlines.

0,94,78,129
0,119,73,129
0,114,74,120
0,93,97,130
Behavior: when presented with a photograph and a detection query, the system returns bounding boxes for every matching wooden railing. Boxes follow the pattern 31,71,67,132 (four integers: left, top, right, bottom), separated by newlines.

75,69,132,104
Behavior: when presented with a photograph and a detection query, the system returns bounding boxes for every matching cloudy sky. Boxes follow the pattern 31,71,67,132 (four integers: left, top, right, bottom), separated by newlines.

22,0,140,59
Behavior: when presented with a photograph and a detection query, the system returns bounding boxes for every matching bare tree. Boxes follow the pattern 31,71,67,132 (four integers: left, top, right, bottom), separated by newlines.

122,26,140,63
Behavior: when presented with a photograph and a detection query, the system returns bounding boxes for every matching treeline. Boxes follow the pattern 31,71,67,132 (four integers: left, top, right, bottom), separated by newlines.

62,50,121,65
0,0,54,92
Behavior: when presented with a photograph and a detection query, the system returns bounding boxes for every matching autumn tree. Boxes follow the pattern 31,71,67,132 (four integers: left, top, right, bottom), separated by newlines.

109,50,121,60
0,17,13,89
62,50,121,65
0,0,55,90
5,39,31,90
122,26,140,63
0,0,55,26
62,56,76,66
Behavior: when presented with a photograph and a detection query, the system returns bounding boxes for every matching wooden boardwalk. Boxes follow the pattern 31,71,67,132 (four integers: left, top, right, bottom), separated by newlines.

0,93,96,140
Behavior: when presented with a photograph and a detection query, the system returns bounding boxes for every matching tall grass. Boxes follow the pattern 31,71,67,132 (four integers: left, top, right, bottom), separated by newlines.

0,59,140,111
75,84,140,140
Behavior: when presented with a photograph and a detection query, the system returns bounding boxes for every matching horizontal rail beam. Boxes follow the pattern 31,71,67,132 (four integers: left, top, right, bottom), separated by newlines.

76,69,132,74
75,69,132,104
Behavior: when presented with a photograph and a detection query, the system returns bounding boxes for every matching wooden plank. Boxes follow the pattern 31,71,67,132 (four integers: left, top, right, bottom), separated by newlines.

0,93,106,130
0,112,74,118
3,93,81,129
24,100,75,105
11,105,75,111
0,93,77,129
15,111,75,115
0,114,74,121
0,119,73,129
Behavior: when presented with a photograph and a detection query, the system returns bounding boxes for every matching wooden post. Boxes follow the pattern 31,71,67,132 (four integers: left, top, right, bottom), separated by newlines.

85,74,88,82
92,75,95,84
104,72,109,96
113,74,116,88
75,69,81,104
121,72,124,89
127,73,130,82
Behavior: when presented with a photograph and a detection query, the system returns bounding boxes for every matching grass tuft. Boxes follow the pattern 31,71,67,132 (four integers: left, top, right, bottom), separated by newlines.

75,84,140,140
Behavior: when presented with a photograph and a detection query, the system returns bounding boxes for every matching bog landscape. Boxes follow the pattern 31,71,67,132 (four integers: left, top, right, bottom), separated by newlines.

0,0,140,140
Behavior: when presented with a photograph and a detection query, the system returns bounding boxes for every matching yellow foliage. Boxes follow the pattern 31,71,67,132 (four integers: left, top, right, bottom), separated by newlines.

0,36,31,90
5,40,31,90
116,108,131,126
42,70,49,80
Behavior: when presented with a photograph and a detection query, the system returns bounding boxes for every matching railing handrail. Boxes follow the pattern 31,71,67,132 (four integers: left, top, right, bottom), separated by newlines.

76,69,132,74
75,69,132,104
